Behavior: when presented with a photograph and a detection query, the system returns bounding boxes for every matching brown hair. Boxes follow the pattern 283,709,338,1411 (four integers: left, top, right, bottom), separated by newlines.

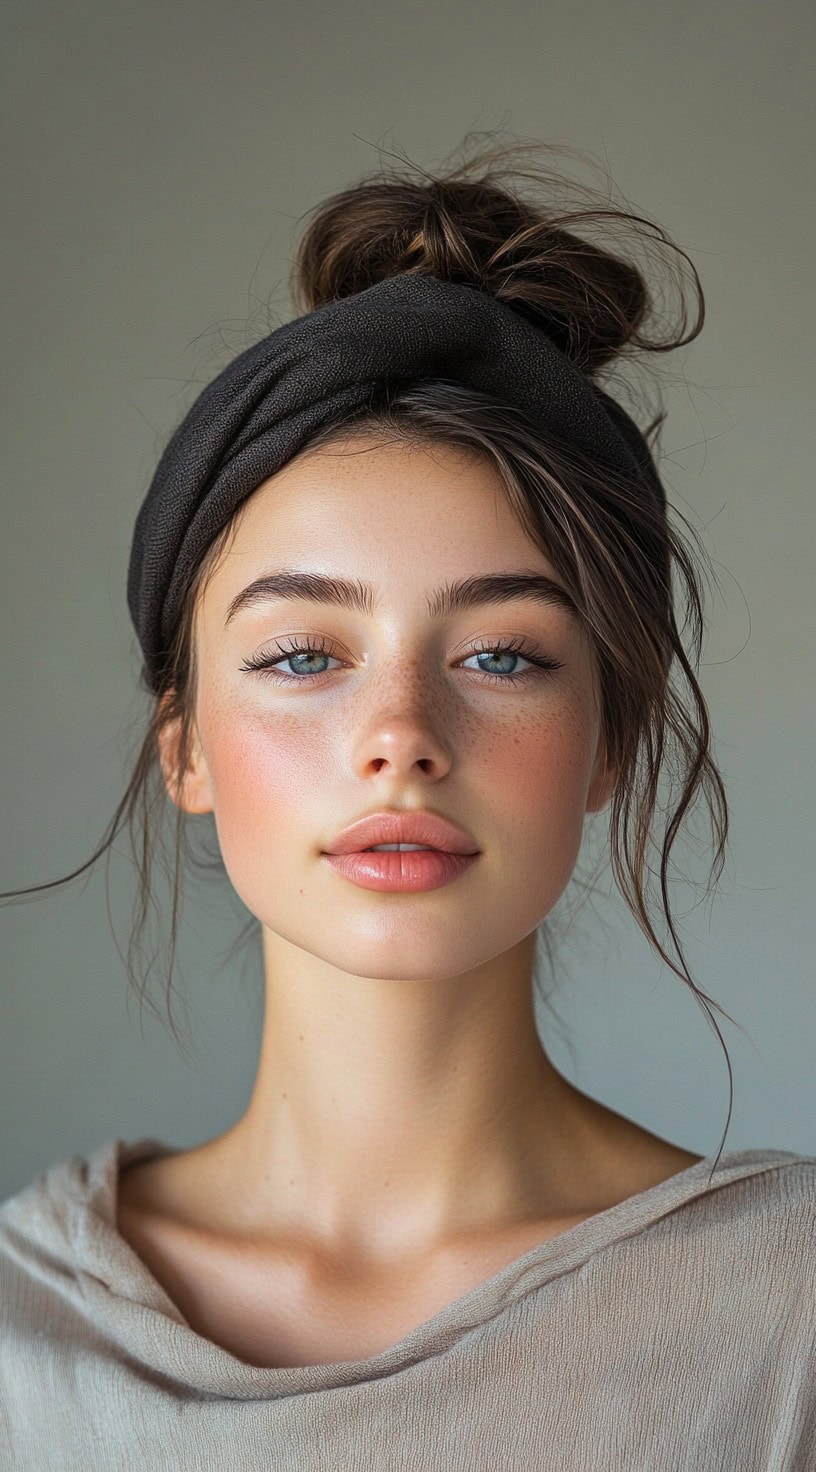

2,135,742,1170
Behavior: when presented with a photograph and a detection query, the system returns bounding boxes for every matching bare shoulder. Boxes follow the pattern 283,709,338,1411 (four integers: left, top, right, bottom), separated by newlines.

118,1149,190,1221
573,1096,706,1205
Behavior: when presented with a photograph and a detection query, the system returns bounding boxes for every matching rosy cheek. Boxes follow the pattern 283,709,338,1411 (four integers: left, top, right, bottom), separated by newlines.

471,705,594,854
199,701,323,857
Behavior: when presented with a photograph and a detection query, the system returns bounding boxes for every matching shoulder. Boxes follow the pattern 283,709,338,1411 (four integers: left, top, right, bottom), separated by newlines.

586,1153,816,1383
0,1144,92,1238
0,1150,89,1315
685,1152,815,1236
643,1152,816,1307
669,1151,814,1232
0,1138,135,1345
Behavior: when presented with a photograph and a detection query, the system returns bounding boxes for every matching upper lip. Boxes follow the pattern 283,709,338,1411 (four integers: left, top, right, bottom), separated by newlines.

323,810,480,856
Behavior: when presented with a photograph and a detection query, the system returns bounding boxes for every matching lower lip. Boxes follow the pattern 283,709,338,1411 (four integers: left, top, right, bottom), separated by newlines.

322,849,480,892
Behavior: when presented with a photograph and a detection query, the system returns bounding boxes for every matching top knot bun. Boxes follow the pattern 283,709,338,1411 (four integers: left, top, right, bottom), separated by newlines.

290,137,703,378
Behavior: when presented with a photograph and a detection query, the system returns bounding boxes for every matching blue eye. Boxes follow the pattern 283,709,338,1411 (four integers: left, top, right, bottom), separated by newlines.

240,637,564,686
464,647,542,679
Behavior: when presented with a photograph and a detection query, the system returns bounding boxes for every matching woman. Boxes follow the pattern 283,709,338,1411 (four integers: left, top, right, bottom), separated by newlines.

2,142,813,1469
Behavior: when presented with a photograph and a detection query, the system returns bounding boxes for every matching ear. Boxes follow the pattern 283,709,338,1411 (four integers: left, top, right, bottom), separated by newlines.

156,702,214,815
585,732,617,815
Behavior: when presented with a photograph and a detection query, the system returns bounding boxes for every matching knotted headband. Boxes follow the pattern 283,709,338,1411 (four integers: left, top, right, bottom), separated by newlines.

127,270,666,691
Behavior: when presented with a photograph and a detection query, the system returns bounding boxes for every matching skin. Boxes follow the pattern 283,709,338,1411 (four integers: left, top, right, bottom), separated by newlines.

118,434,702,1364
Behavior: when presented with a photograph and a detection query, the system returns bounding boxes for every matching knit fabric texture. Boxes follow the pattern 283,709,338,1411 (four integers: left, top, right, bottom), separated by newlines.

126,271,666,691
1,1138,814,1469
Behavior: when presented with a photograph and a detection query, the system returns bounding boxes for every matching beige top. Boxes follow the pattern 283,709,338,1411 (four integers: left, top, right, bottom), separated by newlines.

0,1135,814,1470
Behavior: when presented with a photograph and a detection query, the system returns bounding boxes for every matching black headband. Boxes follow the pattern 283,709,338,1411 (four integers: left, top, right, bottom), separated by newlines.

127,271,666,691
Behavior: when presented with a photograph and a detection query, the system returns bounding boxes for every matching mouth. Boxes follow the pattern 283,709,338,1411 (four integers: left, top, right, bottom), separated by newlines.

322,845,480,894
324,810,480,858
359,843,441,853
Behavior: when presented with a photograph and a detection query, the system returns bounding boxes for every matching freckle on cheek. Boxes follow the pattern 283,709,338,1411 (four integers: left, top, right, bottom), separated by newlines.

478,716,589,819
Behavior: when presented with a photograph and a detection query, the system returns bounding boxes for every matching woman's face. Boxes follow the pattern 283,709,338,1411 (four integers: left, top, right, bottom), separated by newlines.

180,435,614,982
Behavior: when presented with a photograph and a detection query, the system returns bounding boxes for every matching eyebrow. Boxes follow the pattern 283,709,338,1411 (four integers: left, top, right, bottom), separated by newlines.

223,569,579,627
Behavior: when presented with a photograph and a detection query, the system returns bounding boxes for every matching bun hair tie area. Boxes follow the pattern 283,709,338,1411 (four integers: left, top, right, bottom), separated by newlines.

127,270,667,694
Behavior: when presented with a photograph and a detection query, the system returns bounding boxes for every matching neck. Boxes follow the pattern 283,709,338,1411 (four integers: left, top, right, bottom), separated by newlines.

196,927,623,1259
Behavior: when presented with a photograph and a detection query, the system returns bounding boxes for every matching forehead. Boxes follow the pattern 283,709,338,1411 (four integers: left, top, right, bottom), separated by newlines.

207,436,557,601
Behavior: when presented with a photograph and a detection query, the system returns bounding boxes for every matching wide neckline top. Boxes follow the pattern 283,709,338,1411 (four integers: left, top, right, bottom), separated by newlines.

22,1135,814,1400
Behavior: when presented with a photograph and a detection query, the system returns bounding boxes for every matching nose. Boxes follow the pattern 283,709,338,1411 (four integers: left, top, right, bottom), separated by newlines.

349,670,455,782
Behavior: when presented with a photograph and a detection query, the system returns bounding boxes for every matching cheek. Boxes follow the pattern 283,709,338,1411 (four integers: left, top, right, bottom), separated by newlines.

197,700,323,890
471,701,596,881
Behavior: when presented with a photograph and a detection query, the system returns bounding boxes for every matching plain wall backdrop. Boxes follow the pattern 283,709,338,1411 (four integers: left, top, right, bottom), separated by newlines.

1,0,814,1200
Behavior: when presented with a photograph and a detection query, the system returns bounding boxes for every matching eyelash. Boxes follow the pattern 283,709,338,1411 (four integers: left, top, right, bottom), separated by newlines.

239,636,564,687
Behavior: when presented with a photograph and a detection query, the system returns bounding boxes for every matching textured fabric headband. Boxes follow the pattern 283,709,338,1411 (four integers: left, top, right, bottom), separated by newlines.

127,270,666,691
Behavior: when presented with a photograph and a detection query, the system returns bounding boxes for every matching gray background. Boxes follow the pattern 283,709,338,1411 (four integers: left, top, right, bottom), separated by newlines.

2,0,813,1200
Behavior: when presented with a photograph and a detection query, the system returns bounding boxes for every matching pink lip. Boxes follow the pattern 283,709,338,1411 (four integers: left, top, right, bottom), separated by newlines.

323,809,479,857
323,849,480,892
